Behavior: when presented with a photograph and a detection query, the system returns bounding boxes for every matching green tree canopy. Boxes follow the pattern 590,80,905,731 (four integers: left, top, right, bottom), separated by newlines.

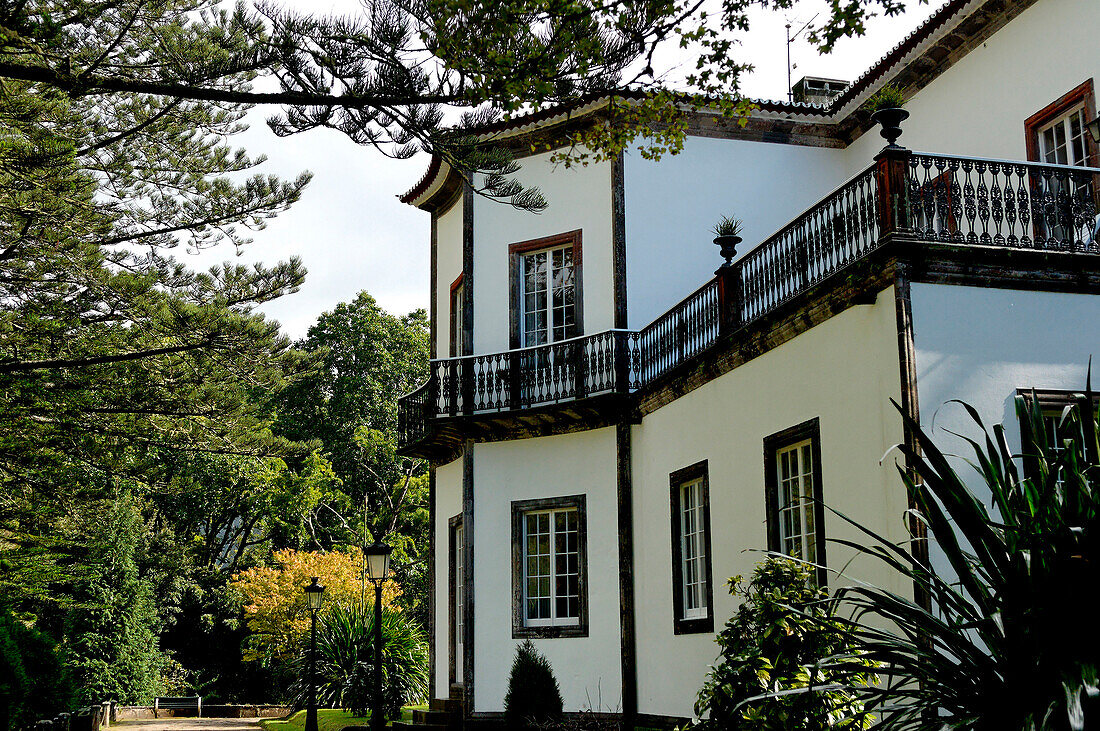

276,292,430,622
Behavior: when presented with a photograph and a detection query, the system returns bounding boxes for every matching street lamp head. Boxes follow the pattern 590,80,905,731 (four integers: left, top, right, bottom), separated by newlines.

304,576,325,611
1088,116,1100,145
365,541,393,583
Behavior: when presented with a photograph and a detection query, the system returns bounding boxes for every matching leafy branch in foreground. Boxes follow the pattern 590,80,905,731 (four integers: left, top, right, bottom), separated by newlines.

820,388,1099,731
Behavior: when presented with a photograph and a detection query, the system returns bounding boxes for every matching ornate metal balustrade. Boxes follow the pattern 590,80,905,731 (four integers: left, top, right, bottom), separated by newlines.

907,153,1099,251
397,150,1100,451
408,330,641,424
638,279,720,383
738,163,881,323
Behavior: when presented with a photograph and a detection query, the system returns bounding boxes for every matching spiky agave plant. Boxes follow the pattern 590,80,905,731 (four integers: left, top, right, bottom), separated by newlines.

822,383,1099,731
296,602,429,719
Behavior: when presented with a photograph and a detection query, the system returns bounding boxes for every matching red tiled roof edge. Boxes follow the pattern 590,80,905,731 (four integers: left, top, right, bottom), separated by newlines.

398,153,443,205
826,0,973,111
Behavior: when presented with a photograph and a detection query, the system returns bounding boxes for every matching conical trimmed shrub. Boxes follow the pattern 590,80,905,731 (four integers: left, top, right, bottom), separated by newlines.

503,640,563,729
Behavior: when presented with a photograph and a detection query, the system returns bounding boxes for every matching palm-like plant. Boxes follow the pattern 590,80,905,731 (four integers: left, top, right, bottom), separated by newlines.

823,385,1099,730
297,602,429,720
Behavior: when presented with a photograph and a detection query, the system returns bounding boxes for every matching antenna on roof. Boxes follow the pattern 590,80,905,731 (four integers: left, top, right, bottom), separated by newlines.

786,14,819,103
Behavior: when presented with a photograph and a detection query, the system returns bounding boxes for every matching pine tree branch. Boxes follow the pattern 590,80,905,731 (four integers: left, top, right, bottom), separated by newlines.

0,61,464,109
74,98,183,156
0,339,213,373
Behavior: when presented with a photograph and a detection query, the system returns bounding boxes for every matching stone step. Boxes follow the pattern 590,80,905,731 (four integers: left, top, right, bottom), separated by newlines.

428,698,462,714
412,710,451,725
392,723,447,731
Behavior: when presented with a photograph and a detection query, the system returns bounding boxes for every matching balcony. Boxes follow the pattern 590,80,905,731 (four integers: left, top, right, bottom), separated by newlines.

398,148,1100,459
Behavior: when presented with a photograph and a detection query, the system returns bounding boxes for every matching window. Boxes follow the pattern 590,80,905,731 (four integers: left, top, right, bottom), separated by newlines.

448,515,464,684
510,495,588,638
449,273,465,357
764,418,827,585
670,461,714,634
1017,389,1098,486
509,231,583,349
1025,80,1098,168
1038,106,1090,167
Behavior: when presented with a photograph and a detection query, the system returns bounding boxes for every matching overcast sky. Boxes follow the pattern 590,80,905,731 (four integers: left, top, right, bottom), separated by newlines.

197,0,943,340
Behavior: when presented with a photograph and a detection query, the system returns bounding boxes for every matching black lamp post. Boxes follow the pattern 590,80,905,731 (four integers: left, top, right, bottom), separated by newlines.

364,541,392,731
304,577,325,731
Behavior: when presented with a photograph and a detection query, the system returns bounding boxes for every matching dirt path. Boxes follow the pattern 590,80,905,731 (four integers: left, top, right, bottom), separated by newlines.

114,719,265,731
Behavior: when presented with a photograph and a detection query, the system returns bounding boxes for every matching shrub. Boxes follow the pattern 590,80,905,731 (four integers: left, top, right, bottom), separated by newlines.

300,602,428,721
690,558,875,731
504,640,564,729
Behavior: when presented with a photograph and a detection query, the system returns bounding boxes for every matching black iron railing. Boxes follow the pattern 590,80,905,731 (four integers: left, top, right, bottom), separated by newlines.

415,330,641,420
397,151,1100,450
638,279,720,383
907,153,1099,250
739,163,881,323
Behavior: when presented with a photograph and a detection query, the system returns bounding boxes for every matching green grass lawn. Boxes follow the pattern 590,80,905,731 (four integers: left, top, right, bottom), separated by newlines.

260,706,427,731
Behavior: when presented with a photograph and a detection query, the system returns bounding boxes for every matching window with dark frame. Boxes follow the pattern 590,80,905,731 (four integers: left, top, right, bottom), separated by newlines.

508,231,583,349
670,461,714,635
447,515,464,685
510,494,589,639
1025,80,1098,168
1017,389,1098,487
449,273,465,358
1024,81,1100,243
764,418,827,586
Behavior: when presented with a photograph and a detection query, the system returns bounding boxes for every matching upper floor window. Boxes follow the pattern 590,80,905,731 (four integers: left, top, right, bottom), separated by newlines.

510,494,589,638
1025,80,1097,168
670,461,714,634
449,273,465,357
764,418,827,585
509,231,583,349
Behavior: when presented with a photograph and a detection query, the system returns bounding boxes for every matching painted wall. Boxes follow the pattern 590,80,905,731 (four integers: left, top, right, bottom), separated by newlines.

909,283,1100,579
470,428,622,713
846,0,1100,164
623,137,849,328
435,197,464,358
473,154,614,354
630,292,910,718
434,455,464,698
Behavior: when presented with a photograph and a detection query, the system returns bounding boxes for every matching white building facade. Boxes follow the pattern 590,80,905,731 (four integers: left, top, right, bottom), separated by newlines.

395,0,1100,726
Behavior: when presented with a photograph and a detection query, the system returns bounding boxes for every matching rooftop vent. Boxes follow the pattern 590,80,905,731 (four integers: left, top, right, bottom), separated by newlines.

791,76,850,105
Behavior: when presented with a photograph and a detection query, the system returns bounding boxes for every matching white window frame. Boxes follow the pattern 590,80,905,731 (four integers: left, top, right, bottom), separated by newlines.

518,244,578,347
1037,104,1090,168
522,507,580,627
776,438,818,564
679,478,708,620
511,494,588,639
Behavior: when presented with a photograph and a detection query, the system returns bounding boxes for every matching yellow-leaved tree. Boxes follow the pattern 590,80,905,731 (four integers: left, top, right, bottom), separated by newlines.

232,548,401,664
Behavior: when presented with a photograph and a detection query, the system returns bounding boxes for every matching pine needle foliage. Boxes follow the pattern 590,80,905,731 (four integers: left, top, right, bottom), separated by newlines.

2,0,919,209
504,640,565,730
820,385,1100,731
